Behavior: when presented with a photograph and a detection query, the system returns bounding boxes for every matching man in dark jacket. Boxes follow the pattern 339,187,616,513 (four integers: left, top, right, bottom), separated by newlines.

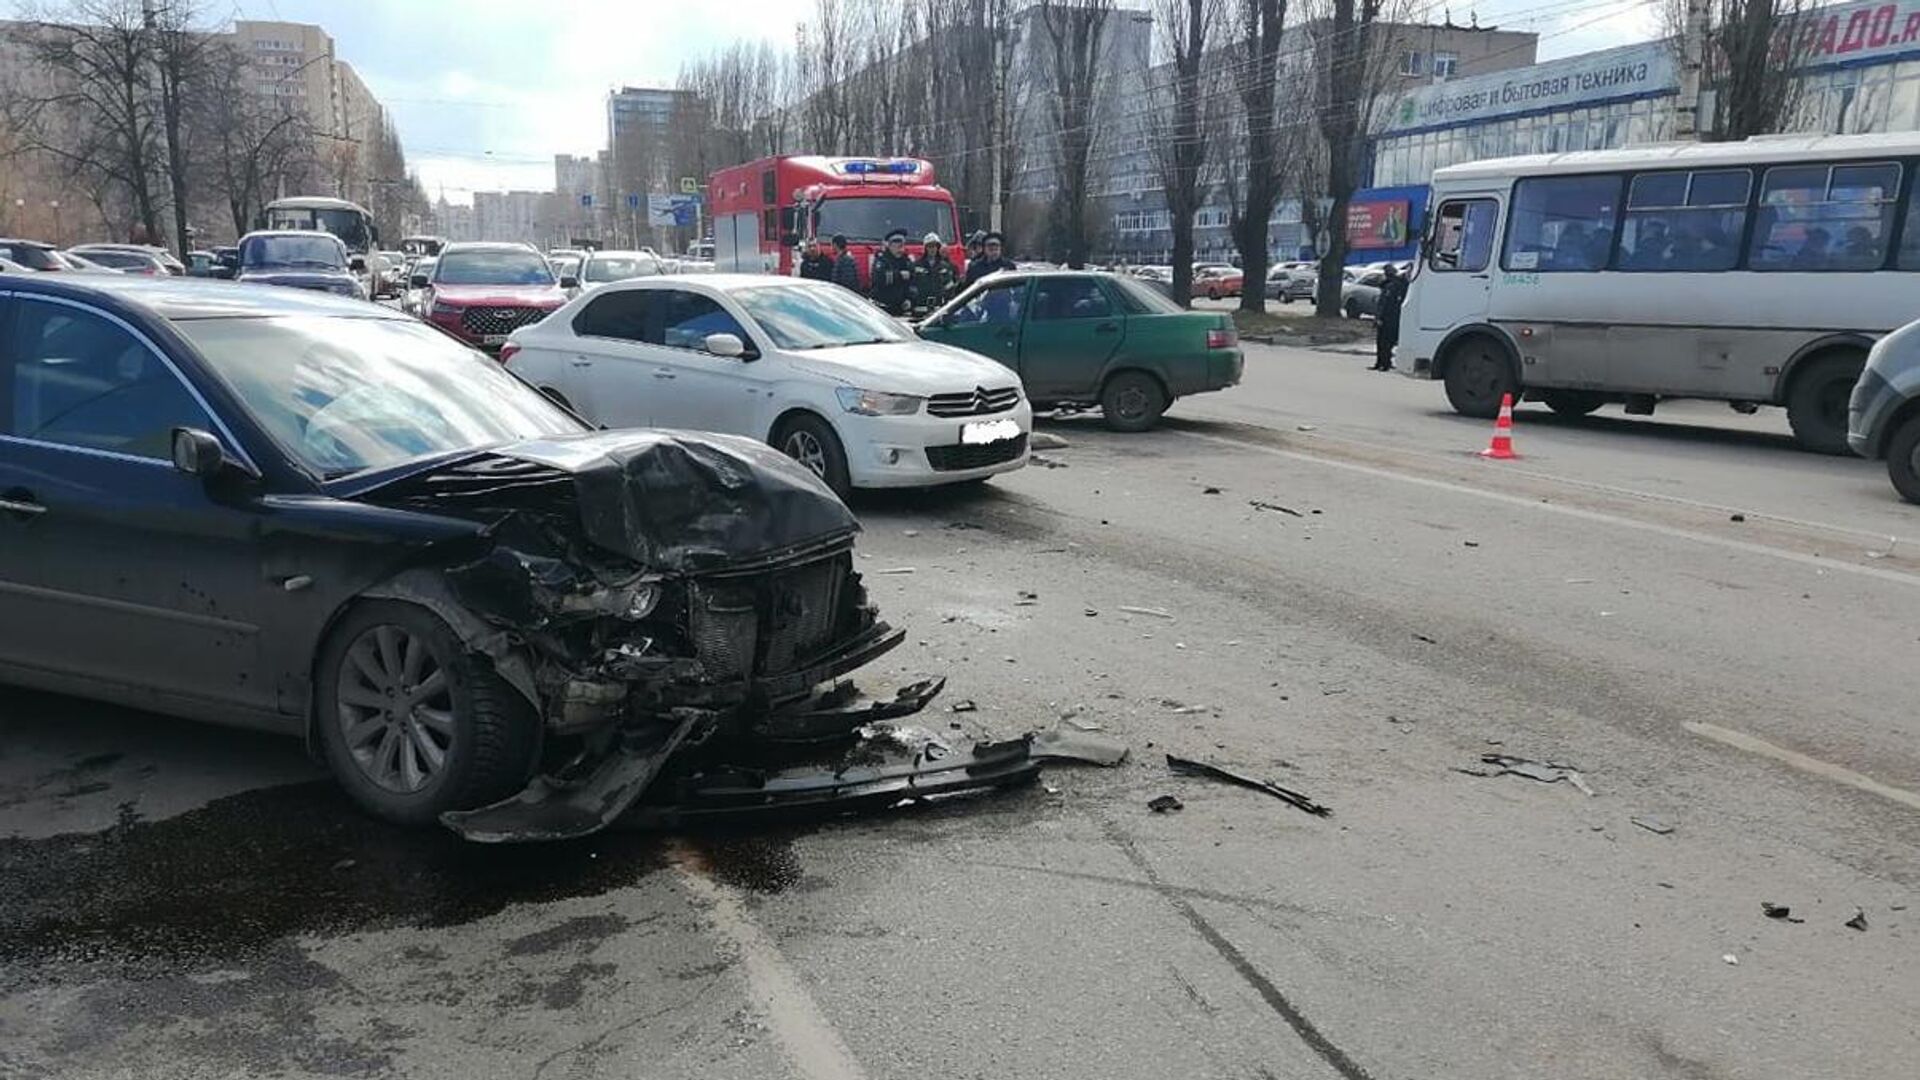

912,232,958,313
798,238,834,281
830,234,860,292
962,231,1016,288
1372,263,1407,372
869,228,916,314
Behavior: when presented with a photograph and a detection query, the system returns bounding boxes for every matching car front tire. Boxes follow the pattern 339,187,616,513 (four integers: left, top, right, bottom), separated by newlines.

315,601,540,826
1884,412,1920,504
773,413,852,498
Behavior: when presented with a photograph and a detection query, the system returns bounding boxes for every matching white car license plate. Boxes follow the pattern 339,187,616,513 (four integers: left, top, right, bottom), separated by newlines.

960,419,1022,445
482,334,508,346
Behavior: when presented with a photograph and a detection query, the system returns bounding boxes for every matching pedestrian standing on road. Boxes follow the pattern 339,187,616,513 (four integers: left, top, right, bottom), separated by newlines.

1372,262,1407,372
870,228,916,315
911,232,957,314
829,234,860,293
798,238,834,282
963,231,1016,288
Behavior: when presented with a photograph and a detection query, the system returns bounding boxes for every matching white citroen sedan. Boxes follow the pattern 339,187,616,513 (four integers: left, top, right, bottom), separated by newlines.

502,275,1030,496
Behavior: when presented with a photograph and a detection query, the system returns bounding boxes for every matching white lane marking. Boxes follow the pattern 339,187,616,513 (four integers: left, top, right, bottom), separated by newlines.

1171,429,1920,590
1683,721,1920,814
672,854,868,1080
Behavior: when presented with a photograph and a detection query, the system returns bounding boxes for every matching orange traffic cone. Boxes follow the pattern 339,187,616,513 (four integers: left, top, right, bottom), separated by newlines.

1480,393,1519,459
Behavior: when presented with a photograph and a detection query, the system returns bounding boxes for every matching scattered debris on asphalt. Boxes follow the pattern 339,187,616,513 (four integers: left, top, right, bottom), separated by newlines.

1631,816,1675,835
1031,728,1130,766
945,521,984,531
1847,908,1870,931
1761,902,1804,923
949,699,978,713
1296,424,1317,432
902,529,919,537
1249,500,1305,516
1030,431,1070,450
1030,454,1068,469
1723,953,1740,966
1084,607,1099,617
1866,536,1898,559
1463,540,1481,548
1148,794,1184,813
1015,590,1039,607
1461,753,1594,796
1730,513,1746,522
1203,486,1222,494
873,566,916,575
1119,605,1175,620
1166,754,1331,817
1412,632,1437,644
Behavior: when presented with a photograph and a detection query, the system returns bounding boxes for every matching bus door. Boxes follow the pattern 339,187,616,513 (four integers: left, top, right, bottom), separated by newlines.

1418,194,1501,331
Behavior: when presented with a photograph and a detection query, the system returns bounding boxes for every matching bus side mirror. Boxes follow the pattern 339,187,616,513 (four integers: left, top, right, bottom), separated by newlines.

409,273,429,289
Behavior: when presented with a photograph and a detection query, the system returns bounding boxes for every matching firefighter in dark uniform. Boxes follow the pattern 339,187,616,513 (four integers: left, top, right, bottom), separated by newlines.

1372,263,1407,372
798,237,834,281
963,231,1016,288
911,232,958,314
830,234,860,292
869,228,916,315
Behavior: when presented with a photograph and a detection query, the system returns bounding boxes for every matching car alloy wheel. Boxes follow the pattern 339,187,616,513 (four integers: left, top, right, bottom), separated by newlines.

335,623,455,794
784,430,828,478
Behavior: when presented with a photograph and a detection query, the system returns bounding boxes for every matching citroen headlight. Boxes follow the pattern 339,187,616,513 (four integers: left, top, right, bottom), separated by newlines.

836,387,924,416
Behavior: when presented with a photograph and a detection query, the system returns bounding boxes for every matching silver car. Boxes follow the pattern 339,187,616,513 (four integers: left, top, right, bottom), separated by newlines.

1847,317,1920,503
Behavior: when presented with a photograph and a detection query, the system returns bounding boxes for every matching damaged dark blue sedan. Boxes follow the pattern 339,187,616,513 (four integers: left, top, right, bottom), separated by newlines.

0,277,1034,841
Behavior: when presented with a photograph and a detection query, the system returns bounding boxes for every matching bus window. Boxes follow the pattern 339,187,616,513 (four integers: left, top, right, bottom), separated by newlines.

1616,169,1749,272
1429,198,1496,272
1899,182,1920,269
1749,161,1900,271
1502,175,1620,272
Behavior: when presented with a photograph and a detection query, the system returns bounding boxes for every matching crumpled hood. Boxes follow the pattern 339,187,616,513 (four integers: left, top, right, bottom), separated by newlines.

432,283,567,307
786,339,1020,395
239,269,356,290
366,428,858,573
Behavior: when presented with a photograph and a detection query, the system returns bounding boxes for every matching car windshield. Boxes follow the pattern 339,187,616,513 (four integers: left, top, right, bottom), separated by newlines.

78,250,145,269
175,315,581,478
732,283,913,349
435,249,554,285
1110,275,1184,313
243,235,346,270
585,255,655,282
814,196,953,244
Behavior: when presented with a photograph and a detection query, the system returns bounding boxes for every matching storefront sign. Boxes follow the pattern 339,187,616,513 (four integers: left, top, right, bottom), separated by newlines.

1380,42,1675,134
1347,199,1410,249
1788,0,1920,65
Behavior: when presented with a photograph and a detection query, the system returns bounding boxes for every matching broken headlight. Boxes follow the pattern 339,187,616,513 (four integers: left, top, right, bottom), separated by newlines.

617,581,661,621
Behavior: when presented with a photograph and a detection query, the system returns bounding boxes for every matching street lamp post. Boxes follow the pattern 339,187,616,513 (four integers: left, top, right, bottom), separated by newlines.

49,200,61,247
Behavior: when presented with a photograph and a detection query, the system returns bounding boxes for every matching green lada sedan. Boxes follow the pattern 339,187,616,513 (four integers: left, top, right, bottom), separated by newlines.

916,270,1243,431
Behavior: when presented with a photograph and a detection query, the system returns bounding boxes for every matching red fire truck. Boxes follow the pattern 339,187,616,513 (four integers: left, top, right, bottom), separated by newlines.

708,155,964,288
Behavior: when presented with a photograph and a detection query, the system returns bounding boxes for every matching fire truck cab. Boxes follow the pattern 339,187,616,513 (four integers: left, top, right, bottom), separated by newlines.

709,155,964,289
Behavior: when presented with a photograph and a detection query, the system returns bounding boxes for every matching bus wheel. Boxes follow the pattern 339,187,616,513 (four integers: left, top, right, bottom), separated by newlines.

1885,413,1920,504
1786,351,1865,455
1442,335,1518,419
1542,390,1604,417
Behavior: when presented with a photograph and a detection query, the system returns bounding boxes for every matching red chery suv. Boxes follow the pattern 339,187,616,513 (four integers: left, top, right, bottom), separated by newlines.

417,242,575,352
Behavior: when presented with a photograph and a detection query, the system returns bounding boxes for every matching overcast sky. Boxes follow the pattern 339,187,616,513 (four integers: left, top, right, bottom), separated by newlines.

223,0,1661,204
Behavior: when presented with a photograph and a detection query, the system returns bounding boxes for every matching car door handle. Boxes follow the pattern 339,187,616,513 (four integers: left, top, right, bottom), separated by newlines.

569,355,592,367
653,368,677,379
1094,322,1119,333
0,496,46,516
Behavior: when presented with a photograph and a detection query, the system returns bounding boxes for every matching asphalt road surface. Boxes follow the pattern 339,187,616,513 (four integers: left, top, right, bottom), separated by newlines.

4,340,1916,1080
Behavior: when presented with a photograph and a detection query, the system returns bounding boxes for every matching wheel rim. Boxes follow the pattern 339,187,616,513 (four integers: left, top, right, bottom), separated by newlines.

1112,382,1150,420
336,624,454,794
1462,348,1504,405
784,430,828,477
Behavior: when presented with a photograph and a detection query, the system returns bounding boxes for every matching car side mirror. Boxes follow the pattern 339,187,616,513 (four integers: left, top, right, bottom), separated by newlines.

781,231,801,247
560,274,580,290
349,255,367,272
409,273,429,289
218,253,239,269
171,427,226,477
704,332,748,358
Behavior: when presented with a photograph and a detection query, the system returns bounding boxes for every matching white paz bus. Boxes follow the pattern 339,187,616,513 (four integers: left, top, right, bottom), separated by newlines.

1399,131,1920,452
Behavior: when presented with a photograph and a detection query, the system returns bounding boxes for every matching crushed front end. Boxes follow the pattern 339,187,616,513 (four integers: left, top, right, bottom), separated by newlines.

356,430,1036,841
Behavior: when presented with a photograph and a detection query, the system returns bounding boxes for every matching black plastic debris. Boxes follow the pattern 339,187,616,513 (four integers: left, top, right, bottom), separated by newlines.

1148,794,1184,813
1846,908,1870,931
1631,816,1675,835
1203,486,1222,495
1761,902,1804,923
1249,500,1304,517
1412,633,1437,644
1030,728,1129,767
1731,513,1747,523
1166,754,1330,817
1030,454,1068,469
1460,753,1594,796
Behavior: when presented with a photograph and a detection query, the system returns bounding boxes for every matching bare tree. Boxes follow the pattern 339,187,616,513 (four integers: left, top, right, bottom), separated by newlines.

1035,0,1113,267
1227,0,1289,312
193,40,309,236
4,2,167,243
1666,0,1814,141
1310,0,1395,317
144,0,219,255
1147,0,1224,305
